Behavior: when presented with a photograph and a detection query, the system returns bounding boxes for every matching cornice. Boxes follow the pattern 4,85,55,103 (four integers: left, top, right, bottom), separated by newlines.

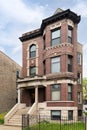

19,9,81,42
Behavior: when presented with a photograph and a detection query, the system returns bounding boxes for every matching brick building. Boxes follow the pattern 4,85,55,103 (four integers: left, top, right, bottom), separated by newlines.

5,8,83,126
0,51,21,113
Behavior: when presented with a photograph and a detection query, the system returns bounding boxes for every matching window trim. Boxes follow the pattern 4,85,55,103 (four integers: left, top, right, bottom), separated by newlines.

51,110,61,120
68,26,73,44
68,110,73,120
30,66,36,76
51,56,60,73
78,92,82,104
68,84,72,101
77,73,82,84
51,28,61,46
30,44,36,58
51,84,61,101
68,55,73,72
77,52,82,65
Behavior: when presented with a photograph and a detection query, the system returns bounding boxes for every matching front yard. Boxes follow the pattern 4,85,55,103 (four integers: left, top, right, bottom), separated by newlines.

24,121,85,130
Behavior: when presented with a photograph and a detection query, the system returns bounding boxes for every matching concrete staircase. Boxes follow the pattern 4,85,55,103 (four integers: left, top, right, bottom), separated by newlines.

7,107,29,126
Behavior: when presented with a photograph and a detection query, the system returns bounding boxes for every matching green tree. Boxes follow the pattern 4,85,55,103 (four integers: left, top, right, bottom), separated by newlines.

83,78,87,100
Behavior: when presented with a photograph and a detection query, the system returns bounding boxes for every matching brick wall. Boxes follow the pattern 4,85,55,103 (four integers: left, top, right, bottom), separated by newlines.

21,16,82,110
0,51,21,113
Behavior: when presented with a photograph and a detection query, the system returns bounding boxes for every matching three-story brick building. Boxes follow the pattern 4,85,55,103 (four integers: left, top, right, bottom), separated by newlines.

18,8,83,119
5,8,83,126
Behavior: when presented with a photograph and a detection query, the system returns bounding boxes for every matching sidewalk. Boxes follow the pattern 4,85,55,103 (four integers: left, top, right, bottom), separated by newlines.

0,125,21,130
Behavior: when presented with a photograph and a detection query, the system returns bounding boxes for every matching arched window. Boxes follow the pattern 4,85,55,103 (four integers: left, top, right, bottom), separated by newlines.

30,44,36,58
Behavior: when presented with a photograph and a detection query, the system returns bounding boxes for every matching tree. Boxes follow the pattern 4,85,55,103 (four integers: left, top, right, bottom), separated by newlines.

83,78,87,101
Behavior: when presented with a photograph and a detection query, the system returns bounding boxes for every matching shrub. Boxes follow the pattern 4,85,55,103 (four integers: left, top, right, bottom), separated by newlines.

0,112,7,124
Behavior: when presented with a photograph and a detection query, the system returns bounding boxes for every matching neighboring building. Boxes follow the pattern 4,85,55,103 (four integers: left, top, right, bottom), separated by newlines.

0,51,21,113
5,8,83,126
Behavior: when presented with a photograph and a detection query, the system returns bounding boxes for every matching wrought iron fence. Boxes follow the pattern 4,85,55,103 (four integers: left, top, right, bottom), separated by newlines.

22,114,86,130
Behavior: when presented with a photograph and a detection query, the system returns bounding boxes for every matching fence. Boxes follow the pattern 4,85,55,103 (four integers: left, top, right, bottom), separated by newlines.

22,114,86,130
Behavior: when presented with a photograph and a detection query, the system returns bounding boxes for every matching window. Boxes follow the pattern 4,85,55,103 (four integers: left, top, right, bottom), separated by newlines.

68,110,73,120
51,110,61,120
68,84,72,101
51,28,61,46
51,57,60,73
68,55,72,72
43,60,46,75
30,44,36,58
77,53,82,65
77,73,81,84
68,26,72,43
43,35,45,50
51,84,60,101
16,70,19,78
30,67,36,76
78,92,82,104
78,110,82,117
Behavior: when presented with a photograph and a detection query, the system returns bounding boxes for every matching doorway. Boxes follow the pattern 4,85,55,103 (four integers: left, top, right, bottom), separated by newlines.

29,89,35,106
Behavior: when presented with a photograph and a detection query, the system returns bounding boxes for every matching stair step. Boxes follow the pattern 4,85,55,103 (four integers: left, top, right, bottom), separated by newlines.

16,107,29,115
7,107,30,126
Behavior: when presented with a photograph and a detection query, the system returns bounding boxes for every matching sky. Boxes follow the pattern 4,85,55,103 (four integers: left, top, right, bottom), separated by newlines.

0,0,87,78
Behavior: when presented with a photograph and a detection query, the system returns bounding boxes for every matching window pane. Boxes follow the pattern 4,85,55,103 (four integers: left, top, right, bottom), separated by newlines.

51,57,60,73
68,30,72,37
52,84,60,90
77,53,81,65
68,85,72,92
68,56,72,64
30,45,36,58
68,37,72,43
52,57,60,63
52,38,60,46
78,92,82,103
30,67,36,76
68,84,72,101
51,84,60,101
68,56,72,72
30,51,36,58
52,91,60,100
52,30,60,39
30,45,36,51
78,110,82,116
52,63,60,73
68,93,72,100
51,29,61,46
68,110,73,120
68,27,72,44
77,73,81,84
51,110,61,120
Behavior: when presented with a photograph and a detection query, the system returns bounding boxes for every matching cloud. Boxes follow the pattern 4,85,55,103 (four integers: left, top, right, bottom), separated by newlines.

12,45,22,55
0,0,46,25
0,0,47,46
0,0,48,65
71,0,87,17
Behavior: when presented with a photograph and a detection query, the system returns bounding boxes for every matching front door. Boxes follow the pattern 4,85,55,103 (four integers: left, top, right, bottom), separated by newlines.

30,89,35,105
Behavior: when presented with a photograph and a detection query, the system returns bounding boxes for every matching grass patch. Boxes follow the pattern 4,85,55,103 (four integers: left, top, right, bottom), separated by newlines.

0,112,7,125
24,121,85,130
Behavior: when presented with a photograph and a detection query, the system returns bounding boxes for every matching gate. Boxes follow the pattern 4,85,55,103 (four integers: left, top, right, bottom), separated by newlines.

22,114,29,130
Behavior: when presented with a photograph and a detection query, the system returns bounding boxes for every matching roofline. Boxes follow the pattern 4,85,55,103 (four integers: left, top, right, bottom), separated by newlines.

41,9,81,31
19,9,81,42
0,50,22,67
19,29,41,42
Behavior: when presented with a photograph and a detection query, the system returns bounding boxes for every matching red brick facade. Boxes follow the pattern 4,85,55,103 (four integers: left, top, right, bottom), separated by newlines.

19,9,82,118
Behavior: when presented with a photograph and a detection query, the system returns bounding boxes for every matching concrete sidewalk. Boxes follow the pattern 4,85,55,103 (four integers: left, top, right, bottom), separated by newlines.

0,125,21,130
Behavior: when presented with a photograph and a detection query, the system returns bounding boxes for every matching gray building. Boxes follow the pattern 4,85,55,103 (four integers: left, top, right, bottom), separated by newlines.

0,51,21,113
